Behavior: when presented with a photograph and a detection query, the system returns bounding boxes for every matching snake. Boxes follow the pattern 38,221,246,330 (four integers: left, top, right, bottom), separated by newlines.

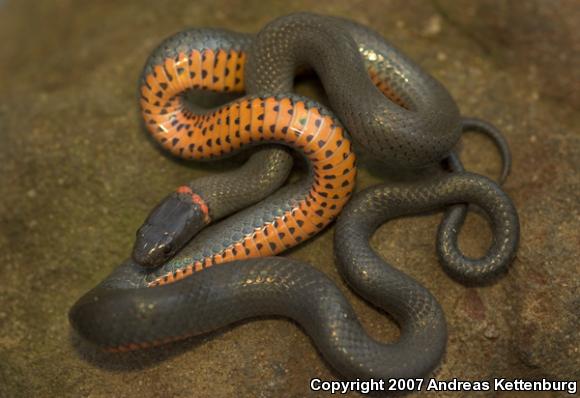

131,12,462,270
69,13,520,380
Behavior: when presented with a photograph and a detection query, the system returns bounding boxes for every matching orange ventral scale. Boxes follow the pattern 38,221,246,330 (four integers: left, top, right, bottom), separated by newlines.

140,48,356,287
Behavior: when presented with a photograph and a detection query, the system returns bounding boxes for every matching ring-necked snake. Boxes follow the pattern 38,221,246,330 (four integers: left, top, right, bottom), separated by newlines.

69,13,520,381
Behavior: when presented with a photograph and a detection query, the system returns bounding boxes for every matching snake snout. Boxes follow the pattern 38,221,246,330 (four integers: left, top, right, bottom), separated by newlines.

132,192,210,268
132,227,176,268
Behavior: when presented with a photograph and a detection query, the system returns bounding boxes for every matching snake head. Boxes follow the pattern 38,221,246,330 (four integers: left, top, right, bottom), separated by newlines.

132,188,210,268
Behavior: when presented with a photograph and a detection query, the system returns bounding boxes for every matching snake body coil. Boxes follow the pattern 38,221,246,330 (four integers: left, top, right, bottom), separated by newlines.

70,173,518,379
132,13,464,270
135,28,356,281
70,13,520,381
247,13,461,168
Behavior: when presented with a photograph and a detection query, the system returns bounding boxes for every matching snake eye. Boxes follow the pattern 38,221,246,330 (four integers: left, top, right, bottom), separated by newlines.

162,244,173,255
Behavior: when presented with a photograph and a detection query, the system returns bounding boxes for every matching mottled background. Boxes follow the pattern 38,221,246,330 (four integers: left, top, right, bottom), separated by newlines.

0,0,578,397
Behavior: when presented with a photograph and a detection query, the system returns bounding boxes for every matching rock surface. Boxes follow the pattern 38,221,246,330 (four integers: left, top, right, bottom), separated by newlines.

0,1,577,397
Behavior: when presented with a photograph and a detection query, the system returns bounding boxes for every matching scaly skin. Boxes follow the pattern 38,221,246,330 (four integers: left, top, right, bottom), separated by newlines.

70,13,520,382
70,171,519,380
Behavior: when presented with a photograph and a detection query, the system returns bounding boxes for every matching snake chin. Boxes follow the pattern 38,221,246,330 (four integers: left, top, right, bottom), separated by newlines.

132,192,208,268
